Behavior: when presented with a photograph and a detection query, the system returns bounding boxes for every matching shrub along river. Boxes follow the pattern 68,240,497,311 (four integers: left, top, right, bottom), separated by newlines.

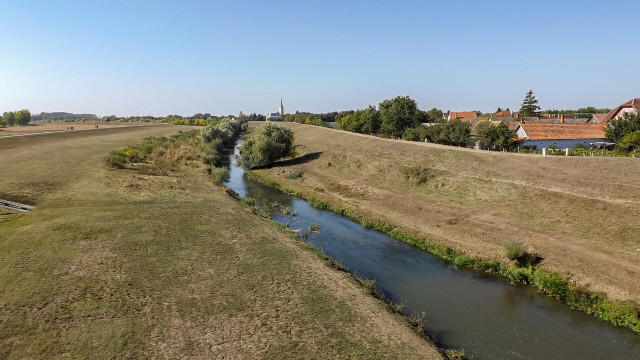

223,142,640,359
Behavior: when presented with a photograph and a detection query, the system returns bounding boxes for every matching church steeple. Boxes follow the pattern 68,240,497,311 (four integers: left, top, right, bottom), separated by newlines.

278,98,284,116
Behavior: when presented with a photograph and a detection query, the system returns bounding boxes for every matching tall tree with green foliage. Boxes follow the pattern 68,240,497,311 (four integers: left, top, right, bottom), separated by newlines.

519,90,540,117
426,108,443,122
379,96,422,138
15,110,31,126
3,112,16,126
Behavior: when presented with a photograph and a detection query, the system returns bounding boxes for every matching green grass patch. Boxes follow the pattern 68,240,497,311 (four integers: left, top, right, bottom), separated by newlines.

285,169,304,179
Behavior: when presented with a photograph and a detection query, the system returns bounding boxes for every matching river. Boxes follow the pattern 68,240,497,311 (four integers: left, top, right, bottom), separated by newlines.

223,142,640,359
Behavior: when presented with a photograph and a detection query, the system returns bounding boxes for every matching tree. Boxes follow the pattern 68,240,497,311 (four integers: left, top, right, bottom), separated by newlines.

606,112,640,143
238,123,294,168
3,112,16,126
615,130,640,153
338,106,380,134
424,119,470,146
577,106,597,114
379,95,422,138
494,122,517,150
15,109,31,126
519,90,540,117
0,114,4,127
476,121,516,150
426,108,443,122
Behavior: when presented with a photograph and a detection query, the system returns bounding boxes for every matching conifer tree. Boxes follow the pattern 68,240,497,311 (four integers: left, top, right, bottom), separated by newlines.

519,90,540,117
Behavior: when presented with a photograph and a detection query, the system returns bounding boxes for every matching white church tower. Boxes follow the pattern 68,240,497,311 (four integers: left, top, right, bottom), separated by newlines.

278,98,284,116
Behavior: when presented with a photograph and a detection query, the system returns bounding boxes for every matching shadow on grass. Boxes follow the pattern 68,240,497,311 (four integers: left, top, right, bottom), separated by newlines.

257,152,323,169
516,253,544,267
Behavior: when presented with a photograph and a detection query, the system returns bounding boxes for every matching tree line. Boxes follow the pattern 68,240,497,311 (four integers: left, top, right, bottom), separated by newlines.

1,110,32,127
281,95,517,150
32,112,98,121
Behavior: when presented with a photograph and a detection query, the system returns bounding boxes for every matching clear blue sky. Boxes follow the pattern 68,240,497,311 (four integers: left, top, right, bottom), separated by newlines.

1,0,638,117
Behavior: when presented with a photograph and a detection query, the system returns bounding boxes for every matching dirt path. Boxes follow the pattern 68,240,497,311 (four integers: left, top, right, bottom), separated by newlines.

255,123,640,303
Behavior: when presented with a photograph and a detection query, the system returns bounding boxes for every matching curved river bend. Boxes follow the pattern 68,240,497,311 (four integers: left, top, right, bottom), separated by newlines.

224,142,640,359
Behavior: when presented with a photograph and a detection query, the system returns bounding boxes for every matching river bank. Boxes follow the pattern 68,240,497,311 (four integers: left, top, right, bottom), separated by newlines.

246,122,640,331
0,127,444,359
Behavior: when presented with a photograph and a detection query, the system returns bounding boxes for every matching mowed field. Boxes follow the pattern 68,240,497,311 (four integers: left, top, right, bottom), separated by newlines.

255,123,640,303
0,126,442,359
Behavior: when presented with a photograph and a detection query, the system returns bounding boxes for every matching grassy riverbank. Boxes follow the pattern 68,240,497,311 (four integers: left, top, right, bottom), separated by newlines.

0,127,443,358
247,122,640,334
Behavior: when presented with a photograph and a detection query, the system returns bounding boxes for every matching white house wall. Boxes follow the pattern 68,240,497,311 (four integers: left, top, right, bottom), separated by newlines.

522,138,607,149
615,107,637,120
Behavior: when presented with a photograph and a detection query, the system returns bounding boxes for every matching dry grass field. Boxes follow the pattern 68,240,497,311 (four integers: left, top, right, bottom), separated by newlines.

0,122,141,136
254,123,640,303
0,126,442,359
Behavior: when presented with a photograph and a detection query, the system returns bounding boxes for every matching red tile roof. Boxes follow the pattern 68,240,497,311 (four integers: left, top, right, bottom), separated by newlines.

502,120,521,131
602,98,640,123
493,110,512,117
449,111,477,120
519,123,606,140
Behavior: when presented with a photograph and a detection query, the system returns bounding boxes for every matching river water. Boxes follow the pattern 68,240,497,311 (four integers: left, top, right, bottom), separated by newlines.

224,142,640,359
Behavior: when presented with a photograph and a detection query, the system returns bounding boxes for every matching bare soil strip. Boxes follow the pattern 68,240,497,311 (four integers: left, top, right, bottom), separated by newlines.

254,122,640,303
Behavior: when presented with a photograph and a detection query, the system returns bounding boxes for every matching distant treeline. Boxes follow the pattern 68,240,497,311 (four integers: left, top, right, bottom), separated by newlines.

543,107,611,116
99,112,265,125
33,112,99,121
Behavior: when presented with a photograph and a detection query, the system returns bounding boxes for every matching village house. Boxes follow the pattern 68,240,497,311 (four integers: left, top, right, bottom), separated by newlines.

515,123,607,149
447,111,477,121
586,113,608,124
600,98,640,123
492,109,512,117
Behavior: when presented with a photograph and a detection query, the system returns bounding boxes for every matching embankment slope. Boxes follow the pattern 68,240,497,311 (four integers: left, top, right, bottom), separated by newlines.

256,123,640,303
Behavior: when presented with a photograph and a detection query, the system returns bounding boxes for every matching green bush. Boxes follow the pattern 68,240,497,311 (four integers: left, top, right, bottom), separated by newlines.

309,222,319,232
104,150,127,168
286,170,304,179
532,269,570,301
504,239,525,260
210,166,230,185
402,126,429,141
424,119,471,147
239,123,294,168
616,130,640,153
200,117,247,167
